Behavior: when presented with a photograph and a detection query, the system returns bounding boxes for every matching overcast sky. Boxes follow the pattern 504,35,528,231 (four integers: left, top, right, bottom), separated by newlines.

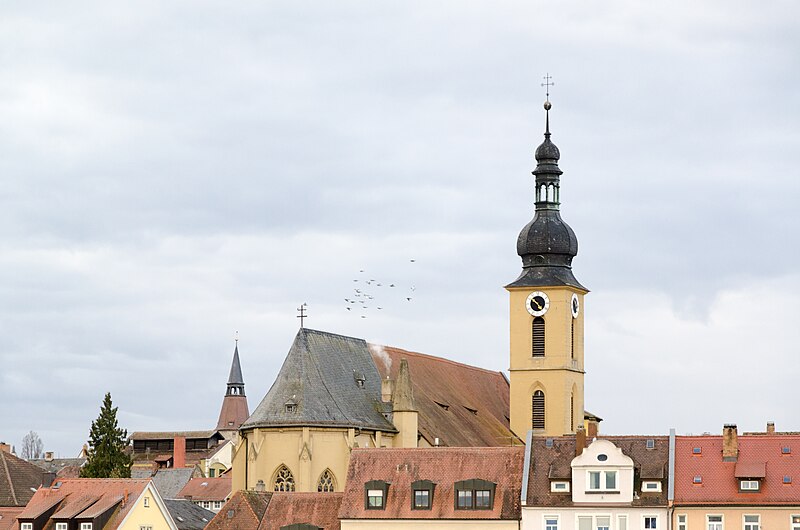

1,1,799,456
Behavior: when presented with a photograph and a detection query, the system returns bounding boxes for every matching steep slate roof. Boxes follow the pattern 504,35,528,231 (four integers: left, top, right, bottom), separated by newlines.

178,477,232,502
0,507,24,530
205,490,271,530
525,435,670,507
371,345,518,447
164,499,216,530
17,478,150,530
152,468,197,499
259,493,342,530
339,447,524,520
0,450,46,507
674,434,800,505
243,329,395,432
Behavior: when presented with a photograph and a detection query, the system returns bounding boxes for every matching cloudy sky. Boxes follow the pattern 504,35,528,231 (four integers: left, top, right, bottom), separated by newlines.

1,1,798,456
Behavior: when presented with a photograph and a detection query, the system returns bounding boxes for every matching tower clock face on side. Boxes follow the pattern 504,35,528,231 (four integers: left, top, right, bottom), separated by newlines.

571,293,580,318
526,291,550,317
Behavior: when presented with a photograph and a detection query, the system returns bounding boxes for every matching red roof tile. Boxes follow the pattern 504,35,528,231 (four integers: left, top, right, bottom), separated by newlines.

259,493,342,530
205,491,272,530
371,346,518,447
179,477,232,502
339,447,524,520
675,434,800,505
0,508,24,530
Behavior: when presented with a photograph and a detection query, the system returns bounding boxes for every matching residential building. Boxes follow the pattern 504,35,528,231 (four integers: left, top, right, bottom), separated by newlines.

338,446,524,529
178,477,232,513
163,500,215,530
205,491,342,530
522,434,669,530
28,453,86,480
672,424,800,530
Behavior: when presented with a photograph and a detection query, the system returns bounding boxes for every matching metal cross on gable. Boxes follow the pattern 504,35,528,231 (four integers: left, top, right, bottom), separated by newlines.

541,73,554,100
297,303,308,328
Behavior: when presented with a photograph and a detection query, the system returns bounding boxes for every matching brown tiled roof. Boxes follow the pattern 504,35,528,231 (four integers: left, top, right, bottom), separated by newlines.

259,493,342,530
339,447,524,520
0,450,46,507
130,431,220,441
178,477,232,502
0,507,24,530
370,345,519,447
51,495,101,518
216,396,249,432
18,478,149,530
525,435,670,508
674,434,800,505
206,490,272,530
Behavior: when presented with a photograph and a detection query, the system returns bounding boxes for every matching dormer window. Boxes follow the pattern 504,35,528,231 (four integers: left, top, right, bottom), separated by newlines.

642,481,662,492
646,439,655,449
550,481,570,492
587,470,617,492
411,480,435,510
354,371,366,388
454,479,495,510
365,480,389,510
740,480,760,491
56,524,68,530
81,524,93,530
284,400,297,413
20,524,33,530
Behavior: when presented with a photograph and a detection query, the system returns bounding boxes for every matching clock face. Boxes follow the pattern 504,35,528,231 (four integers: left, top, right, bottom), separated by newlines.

571,293,580,318
526,291,550,317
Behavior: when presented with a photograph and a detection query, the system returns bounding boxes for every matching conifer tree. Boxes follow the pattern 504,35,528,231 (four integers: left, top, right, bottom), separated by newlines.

81,392,132,478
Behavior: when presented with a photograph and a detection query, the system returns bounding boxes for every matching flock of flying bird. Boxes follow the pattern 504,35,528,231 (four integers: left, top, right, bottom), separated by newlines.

344,260,417,318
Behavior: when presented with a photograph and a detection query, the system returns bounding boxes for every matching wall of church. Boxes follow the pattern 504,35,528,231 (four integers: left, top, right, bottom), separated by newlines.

342,520,519,530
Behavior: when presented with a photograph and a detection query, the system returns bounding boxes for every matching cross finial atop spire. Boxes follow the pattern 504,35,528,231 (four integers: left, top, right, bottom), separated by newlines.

541,73,554,136
234,330,239,344
297,303,308,328
541,73,554,101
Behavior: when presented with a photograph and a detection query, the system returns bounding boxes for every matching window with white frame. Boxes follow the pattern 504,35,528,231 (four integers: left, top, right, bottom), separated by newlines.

551,481,570,492
617,515,627,530
56,524,68,530
707,515,723,530
743,515,759,530
144,496,150,507
740,480,760,491
20,524,32,530
597,516,611,530
677,514,687,530
642,481,662,492
587,470,618,491
644,516,657,529
81,524,93,530
792,515,800,530
213,501,222,510
545,516,559,530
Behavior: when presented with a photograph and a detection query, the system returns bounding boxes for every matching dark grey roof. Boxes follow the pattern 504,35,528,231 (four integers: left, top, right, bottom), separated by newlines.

164,499,215,530
152,468,197,499
27,457,86,474
242,328,396,432
228,344,244,386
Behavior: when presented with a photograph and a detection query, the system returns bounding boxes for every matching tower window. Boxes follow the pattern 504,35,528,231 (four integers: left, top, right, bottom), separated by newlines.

532,390,545,430
532,317,545,357
570,318,575,359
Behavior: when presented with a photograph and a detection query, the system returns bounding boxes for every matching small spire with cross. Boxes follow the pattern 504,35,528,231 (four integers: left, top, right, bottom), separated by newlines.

234,330,239,344
297,303,308,328
540,73,554,135
541,73,554,102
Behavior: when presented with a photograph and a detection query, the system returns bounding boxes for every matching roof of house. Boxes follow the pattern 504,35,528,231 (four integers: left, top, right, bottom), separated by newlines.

17,478,150,530
164,499,216,530
370,345,518,447
525,435,670,507
130,431,222,441
243,329,396,432
205,490,271,530
259,493,342,530
152,468,198,500
339,447,524,520
0,450,46,507
674,434,800,505
179,477,232,502
28,458,87,477
0,507,24,530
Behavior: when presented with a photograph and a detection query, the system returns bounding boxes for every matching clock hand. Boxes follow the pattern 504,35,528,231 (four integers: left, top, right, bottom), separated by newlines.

533,300,542,310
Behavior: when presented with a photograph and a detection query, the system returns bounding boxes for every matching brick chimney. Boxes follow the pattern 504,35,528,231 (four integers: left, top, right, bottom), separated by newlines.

0,442,10,453
576,426,587,457
45,451,54,462
173,436,186,469
767,422,776,434
722,424,738,462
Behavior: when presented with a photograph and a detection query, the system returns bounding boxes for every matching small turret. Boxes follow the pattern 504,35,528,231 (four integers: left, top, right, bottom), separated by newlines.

216,339,250,435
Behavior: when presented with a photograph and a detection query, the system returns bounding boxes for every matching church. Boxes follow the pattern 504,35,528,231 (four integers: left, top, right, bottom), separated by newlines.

230,99,600,493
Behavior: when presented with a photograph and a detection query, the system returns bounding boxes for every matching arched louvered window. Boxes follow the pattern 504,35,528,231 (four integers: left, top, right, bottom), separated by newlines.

532,390,545,430
571,318,575,359
317,469,336,492
570,392,575,431
273,465,296,492
532,317,545,357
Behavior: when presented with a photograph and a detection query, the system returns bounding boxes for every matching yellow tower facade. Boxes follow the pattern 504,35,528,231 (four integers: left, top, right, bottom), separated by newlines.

506,100,588,439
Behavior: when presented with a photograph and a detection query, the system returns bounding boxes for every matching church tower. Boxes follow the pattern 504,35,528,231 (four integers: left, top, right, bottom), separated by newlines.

216,339,250,438
506,98,588,438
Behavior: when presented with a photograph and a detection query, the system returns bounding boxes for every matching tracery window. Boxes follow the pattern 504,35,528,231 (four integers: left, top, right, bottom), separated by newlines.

317,469,336,492
273,465,296,492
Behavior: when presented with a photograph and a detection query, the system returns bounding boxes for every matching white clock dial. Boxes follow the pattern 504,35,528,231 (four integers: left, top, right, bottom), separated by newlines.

526,291,550,317
571,293,580,318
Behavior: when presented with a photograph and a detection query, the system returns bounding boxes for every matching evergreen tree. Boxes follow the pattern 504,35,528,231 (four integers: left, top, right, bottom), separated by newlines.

81,392,132,478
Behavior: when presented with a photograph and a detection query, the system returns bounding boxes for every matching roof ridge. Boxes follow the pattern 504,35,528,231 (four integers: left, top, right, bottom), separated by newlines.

375,345,504,376
0,452,19,506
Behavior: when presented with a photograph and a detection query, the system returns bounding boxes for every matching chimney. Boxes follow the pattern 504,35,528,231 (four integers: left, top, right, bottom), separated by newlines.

767,422,776,434
722,424,738,462
381,376,393,403
0,442,10,453
576,426,587,456
45,451,54,462
42,472,56,488
173,436,186,469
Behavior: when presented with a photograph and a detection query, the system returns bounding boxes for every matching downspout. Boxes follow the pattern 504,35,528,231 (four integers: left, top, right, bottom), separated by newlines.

244,431,249,490
668,428,676,530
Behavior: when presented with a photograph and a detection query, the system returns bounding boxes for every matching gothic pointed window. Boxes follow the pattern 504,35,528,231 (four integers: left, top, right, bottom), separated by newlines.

317,469,336,492
273,465,296,492
532,317,545,357
532,390,545,430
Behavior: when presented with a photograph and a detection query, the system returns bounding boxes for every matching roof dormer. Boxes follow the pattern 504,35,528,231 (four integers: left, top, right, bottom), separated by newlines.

571,439,634,503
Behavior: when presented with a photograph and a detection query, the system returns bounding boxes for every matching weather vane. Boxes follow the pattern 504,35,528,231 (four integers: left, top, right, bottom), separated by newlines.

541,73,554,102
297,303,308,328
